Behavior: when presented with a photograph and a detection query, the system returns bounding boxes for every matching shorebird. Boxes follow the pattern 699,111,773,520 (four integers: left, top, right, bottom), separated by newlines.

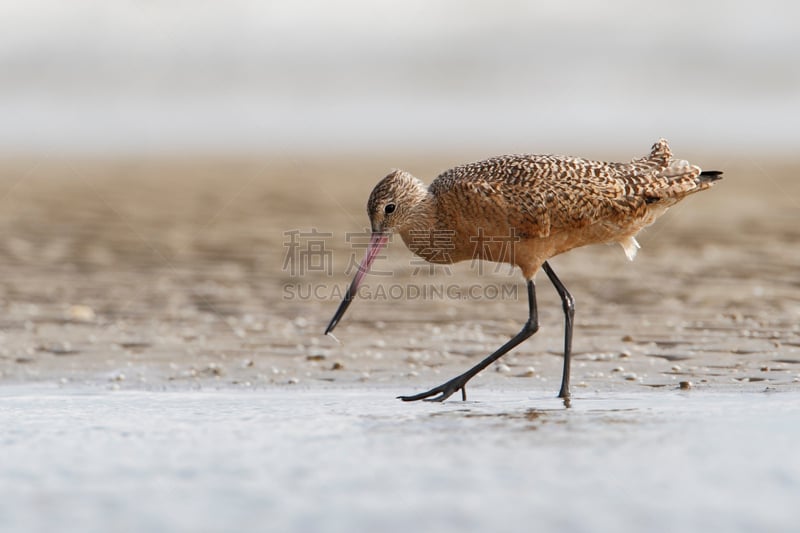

324,139,722,402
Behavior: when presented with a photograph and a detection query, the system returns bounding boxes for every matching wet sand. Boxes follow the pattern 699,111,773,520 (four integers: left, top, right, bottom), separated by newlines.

0,154,797,394
1,153,799,532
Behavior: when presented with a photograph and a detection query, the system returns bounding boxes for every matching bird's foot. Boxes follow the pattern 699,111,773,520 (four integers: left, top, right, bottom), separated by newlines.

558,387,572,408
398,375,470,402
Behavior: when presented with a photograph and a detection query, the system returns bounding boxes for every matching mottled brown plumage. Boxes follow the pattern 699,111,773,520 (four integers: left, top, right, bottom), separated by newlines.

326,139,722,403
366,138,720,278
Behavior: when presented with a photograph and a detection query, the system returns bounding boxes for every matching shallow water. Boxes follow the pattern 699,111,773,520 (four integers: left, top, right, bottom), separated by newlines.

1,386,799,533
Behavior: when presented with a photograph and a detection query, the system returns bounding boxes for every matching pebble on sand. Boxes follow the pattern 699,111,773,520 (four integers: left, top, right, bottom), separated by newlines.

42,341,78,355
200,363,225,377
679,381,692,390
67,305,96,322
495,363,511,373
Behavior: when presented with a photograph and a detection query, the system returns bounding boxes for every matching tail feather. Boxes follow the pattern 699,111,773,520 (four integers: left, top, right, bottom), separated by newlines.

648,138,672,165
699,170,723,183
641,165,722,205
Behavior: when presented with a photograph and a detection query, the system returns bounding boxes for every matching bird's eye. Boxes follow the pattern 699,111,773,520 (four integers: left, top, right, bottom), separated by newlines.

384,203,396,214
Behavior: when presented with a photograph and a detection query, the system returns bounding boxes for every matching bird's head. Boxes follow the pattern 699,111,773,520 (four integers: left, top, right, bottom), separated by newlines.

324,169,428,335
366,169,428,234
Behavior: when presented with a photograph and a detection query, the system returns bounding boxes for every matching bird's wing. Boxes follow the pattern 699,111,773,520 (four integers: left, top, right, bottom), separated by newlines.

431,154,645,238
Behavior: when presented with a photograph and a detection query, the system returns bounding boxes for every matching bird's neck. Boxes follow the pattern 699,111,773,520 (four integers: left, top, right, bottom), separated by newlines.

398,192,445,261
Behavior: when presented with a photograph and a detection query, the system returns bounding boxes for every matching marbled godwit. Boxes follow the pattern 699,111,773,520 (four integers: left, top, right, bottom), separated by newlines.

324,139,722,402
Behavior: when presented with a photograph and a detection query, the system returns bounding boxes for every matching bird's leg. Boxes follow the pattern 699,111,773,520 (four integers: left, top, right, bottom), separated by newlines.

542,261,574,399
398,279,539,402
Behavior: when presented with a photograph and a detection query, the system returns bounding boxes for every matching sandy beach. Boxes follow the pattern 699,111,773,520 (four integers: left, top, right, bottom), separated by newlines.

0,154,797,394
1,153,799,532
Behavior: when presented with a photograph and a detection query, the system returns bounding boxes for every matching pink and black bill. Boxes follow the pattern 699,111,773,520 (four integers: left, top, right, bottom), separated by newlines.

324,232,389,335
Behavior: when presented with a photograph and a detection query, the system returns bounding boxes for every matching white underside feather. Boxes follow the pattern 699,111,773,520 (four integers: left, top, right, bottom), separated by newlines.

620,236,640,261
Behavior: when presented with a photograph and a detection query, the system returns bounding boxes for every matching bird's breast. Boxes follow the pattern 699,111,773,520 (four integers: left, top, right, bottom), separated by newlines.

399,223,529,266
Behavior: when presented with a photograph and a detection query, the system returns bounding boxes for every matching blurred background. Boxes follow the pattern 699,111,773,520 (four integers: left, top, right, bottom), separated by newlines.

0,0,798,380
2,4,800,533
2,0,798,156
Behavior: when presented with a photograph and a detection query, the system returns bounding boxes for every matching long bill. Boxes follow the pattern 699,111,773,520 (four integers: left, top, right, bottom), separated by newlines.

324,232,389,335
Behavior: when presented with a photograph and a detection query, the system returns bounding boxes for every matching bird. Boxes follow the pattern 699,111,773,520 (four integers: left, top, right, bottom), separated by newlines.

324,139,722,402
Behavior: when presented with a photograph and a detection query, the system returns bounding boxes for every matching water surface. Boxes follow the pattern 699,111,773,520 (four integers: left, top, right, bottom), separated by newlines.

1,387,798,533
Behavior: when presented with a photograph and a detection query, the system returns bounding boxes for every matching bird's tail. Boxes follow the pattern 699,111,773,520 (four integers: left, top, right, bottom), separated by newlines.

698,170,723,184
645,140,724,185
647,164,722,202
639,144,722,204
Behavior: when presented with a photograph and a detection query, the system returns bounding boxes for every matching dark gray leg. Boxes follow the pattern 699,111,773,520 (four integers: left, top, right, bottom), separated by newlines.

542,261,574,399
399,279,539,402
